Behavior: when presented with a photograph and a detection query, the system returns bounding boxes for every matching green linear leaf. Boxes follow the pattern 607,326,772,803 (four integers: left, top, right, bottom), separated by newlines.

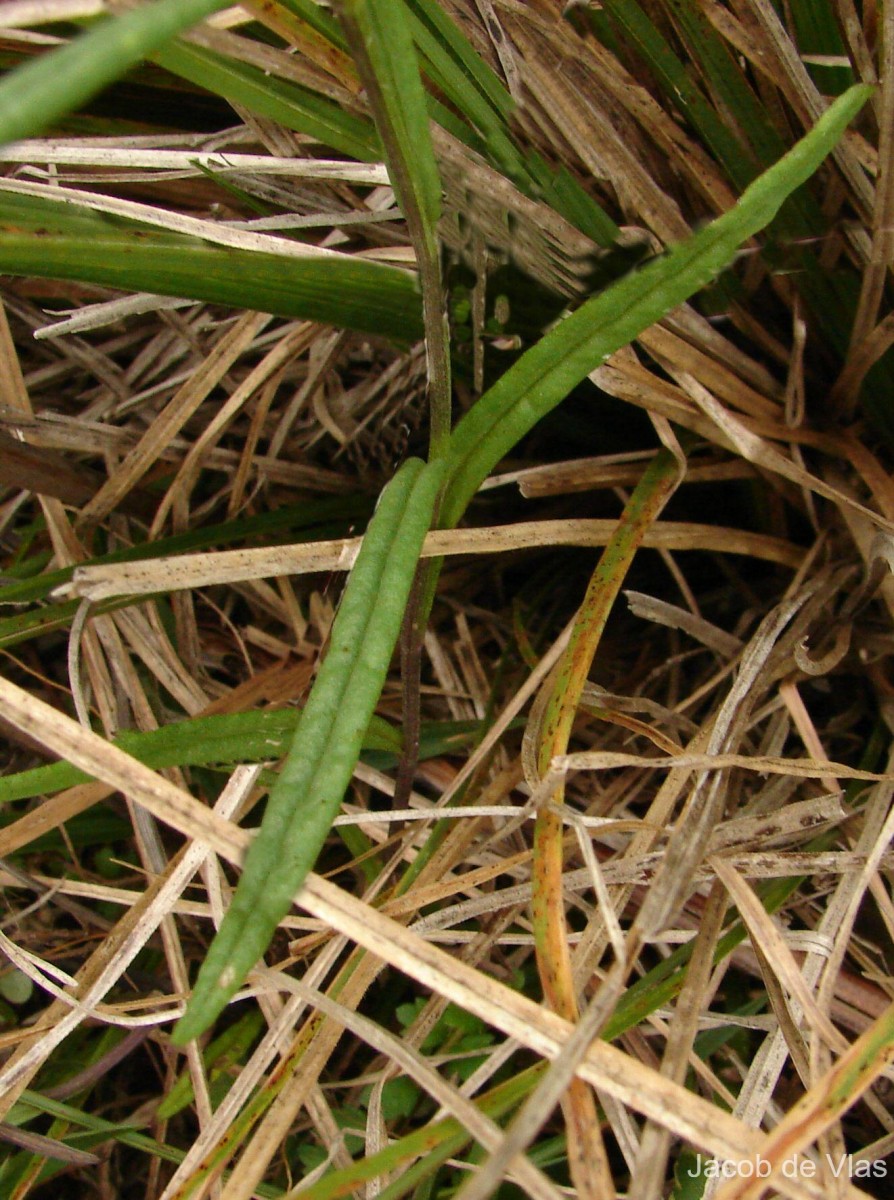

335,0,440,229
0,190,423,343
289,1062,539,1200
173,456,446,1043
156,1010,265,1119
599,0,754,192
0,0,230,146
404,0,513,121
334,0,450,456
664,0,788,177
0,710,400,806
274,0,352,52
13,1092,284,1195
0,715,511,805
151,38,379,162
406,3,524,184
439,83,872,528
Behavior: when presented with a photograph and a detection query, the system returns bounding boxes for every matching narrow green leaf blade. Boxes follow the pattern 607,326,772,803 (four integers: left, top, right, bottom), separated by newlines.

336,0,440,229
152,39,379,162
334,0,451,456
0,0,230,145
440,84,872,528
173,457,446,1043
0,710,401,806
0,190,423,343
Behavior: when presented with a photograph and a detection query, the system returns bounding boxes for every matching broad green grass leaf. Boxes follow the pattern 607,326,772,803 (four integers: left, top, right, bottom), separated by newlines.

439,83,872,528
173,457,446,1042
0,189,423,343
0,0,230,146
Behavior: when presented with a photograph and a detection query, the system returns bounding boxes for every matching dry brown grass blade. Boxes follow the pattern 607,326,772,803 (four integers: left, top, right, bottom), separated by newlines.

629,586,819,945
710,856,848,1054
712,994,894,1200
77,310,272,526
297,874,867,1200
60,518,803,601
628,879,729,1200
0,757,254,1122
837,2,894,418
557,750,894,783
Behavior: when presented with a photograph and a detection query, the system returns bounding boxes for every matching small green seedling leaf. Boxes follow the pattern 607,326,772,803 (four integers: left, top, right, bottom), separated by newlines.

173,457,446,1042
0,968,33,1007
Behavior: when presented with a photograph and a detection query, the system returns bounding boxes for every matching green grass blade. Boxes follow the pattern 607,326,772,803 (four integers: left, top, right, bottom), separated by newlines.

392,0,523,183
0,189,423,343
335,0,440,230
439,83,872,528
334,0,450,456
599,0,755,191
12,1092,282,1196
788,0,854,95
1,516,374,651
271,0,352,51
151,38,379,161
0,496,368,610
157,1010,265,1119
291,1063,539,1200
404,0,513,121
0,0,230,145
0,710,401,806
173,457,446,1043
664,0,788,176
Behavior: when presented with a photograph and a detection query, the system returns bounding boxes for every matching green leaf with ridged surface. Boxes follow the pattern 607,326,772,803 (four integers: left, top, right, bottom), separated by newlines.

173,457,446,1042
